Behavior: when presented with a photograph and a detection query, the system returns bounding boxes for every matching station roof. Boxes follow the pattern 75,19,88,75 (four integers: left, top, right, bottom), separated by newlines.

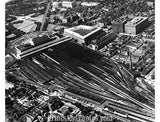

32,35,50,46
17,34,51,52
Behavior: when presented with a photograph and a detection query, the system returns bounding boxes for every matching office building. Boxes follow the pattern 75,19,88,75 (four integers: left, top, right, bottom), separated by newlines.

125,17,148,35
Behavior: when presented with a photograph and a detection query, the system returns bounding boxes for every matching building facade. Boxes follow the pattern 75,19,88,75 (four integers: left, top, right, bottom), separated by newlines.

112,19,127,33
125,17,148,35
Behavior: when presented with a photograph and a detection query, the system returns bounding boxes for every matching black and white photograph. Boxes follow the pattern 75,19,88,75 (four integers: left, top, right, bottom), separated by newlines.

5,0,156,122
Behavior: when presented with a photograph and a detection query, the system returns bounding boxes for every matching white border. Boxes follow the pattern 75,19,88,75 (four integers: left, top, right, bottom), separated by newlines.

1,0,159,122
0,0,5,122
155,0,159,122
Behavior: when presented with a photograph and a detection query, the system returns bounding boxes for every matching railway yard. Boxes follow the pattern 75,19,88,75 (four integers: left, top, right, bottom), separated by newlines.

5,0,155,122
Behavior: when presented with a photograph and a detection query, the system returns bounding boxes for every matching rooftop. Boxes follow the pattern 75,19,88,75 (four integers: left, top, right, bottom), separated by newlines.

126,17,148,26
64,25,101,39
72,27,97,36
17,34,51,52
113,18,127,24
81,2,99,7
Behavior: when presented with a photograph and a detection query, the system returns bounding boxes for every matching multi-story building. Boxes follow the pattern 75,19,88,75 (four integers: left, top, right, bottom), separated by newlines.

61,1,75,8
112,18,127,33
125,17,148,35
81,2,99,7
147,0,154,8
52,1,59,9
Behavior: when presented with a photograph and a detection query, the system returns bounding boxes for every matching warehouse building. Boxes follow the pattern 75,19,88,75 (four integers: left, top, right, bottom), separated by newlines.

125,17,148,35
